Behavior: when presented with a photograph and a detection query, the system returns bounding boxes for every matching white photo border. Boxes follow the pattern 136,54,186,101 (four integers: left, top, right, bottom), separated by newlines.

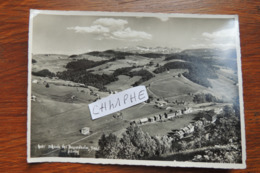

27,9,246,169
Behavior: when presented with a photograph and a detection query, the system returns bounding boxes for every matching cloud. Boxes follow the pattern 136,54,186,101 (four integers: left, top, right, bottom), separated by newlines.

67,18,152,42
93,18,127,31
67,25,109,34
192,28,236,49
202,28,236,40
112,27,152,41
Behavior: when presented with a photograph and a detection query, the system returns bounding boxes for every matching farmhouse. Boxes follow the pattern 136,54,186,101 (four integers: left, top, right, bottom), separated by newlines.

148,117,155,122
140,118,148,124
183,107,192,114
31,95,37,101
32,79,38,84
80,127,90,135
187,123,195,133
167,113,176,119
182,127,190,134
155,100,168,107
176,110,182,116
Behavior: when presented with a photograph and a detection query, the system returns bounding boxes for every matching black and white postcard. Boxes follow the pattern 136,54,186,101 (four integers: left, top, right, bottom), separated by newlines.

27,10,246,169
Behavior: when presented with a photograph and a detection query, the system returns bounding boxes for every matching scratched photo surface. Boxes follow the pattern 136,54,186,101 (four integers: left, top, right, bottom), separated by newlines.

28,10,245,168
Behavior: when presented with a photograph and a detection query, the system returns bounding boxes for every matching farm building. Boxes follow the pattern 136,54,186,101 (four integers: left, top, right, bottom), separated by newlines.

182,127,190,134
130,120,136,125
140,118,148,124
32,79,38,84
148,117,155,122
80,127,90,135
159,114,164,120
155,100,168,107
183,107,192,114
31,95,37,101
175,130,185,139
187,123,195,133
176,110,182,116
167,113,176,119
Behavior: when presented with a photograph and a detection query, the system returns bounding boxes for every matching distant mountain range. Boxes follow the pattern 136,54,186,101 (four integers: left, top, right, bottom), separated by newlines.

115,46,181,54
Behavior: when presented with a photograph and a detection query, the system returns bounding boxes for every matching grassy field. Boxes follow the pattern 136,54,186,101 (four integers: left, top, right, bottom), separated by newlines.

148,72,205,99
32,54,70,73
106,75,141,91
208,70,238,102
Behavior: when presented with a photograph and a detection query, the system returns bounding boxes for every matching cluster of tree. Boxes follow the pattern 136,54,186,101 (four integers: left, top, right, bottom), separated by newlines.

153,61,218,88
113,67,134,76
131,69,154,86
96,107,241,162
56,70,117,90
66,59,111,71
87,50,133,58
32,69,55,78
153,61,191,73
193,93,222,103
113,67,153,86
87,49,172,60
96,125,172,160
57,65,153,90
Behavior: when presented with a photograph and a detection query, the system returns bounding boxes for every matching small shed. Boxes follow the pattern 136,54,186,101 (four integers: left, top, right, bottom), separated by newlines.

140,118,148,124
80,127,90,135
31,95,37,101
32,79,38,84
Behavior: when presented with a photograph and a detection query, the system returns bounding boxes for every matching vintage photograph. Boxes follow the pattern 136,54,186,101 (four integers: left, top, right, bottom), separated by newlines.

27,10,246,168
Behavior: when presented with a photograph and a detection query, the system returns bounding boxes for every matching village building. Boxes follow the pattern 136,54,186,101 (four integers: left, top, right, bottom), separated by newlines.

176,110,182,116
187,123,195,133
32,79,38,84
159,114,164,120
182,127,190,134
80,127,90,135
168,113,176,119
183,107,193,114
148,117,155,122
140,118,148,124
155,100,168,107
175,130,185,139
31,95,37,101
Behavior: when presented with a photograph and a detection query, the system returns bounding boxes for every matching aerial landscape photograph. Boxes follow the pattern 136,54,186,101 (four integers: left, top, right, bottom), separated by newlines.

28,11,245,167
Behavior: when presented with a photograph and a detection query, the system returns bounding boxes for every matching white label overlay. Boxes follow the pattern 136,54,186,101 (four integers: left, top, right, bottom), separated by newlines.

89,86,148,119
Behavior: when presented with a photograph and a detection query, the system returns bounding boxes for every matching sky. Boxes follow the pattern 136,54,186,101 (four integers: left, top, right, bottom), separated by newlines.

32,13,237,55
